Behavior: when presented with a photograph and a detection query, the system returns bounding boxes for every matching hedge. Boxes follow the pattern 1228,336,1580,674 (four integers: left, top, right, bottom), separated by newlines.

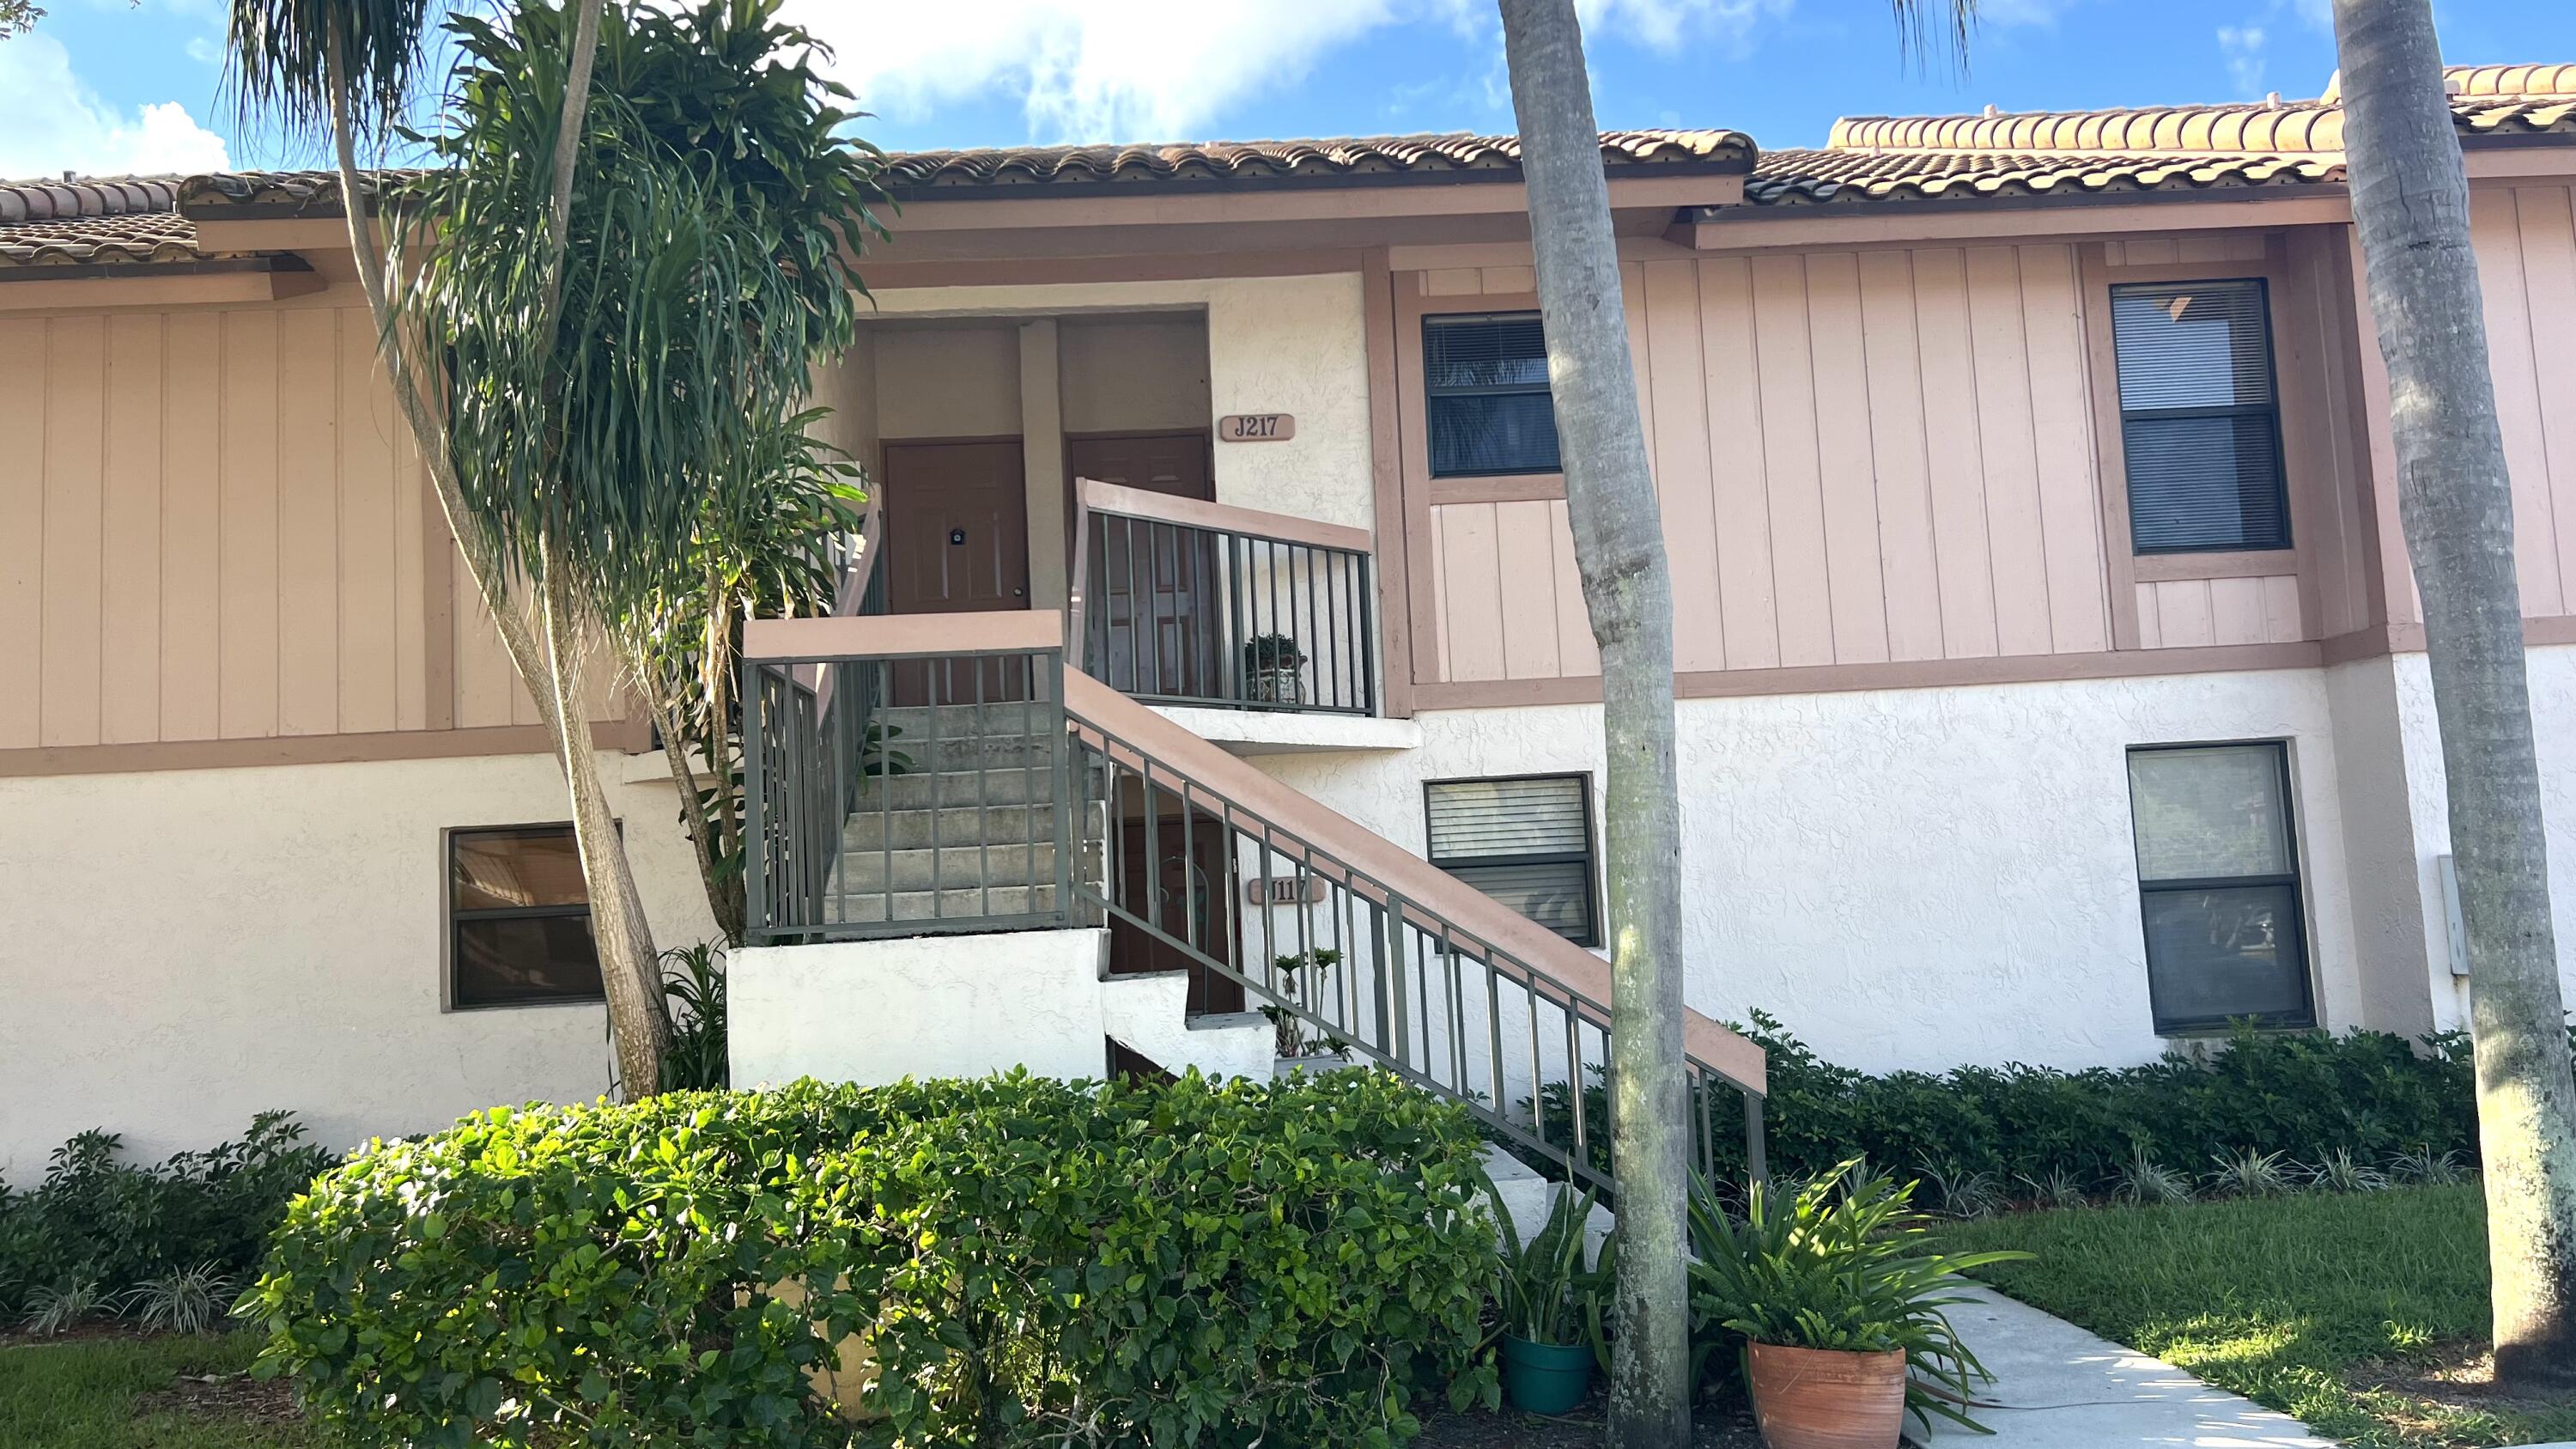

244,1069,1499,1449
1546,1013,2482,1193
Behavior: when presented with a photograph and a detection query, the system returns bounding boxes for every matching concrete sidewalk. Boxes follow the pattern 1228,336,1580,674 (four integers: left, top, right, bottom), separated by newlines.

1911,1286,2333,1447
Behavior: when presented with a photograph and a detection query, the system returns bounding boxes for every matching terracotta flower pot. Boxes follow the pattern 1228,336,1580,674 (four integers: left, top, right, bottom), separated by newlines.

1744,1342,1905,1449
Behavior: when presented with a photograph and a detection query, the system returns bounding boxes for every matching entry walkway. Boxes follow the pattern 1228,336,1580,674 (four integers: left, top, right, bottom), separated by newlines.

1912,1286,2333,1447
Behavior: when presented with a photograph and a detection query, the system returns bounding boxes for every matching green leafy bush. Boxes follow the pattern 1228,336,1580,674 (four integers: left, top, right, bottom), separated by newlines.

0,1111,336,1321
1540,1013,2481,1198
246,1069,1498,1448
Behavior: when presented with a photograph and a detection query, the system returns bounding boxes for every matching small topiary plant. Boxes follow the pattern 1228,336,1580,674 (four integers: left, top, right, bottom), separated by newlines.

243,1069,1500,1448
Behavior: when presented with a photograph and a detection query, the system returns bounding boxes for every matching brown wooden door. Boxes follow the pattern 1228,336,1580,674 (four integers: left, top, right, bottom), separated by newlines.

1069,433,1217,699
883,441,1031,703
1109,805,1246,1015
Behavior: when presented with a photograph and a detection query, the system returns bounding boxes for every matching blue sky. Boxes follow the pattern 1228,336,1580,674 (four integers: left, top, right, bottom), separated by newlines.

4,0,2572,181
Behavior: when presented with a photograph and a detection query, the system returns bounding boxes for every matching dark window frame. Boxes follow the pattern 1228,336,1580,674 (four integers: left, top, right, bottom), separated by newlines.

443,822,607,1012
2125,741,2317,1035
1421,771,1603,948
2110,277,2293,556
1421,310,1562,480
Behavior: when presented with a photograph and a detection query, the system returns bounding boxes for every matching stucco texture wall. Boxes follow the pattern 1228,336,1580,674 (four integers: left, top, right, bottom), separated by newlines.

1255,669,2371,1075
0,753,714,1173
2370,643,2576,1034
862,274,1377,534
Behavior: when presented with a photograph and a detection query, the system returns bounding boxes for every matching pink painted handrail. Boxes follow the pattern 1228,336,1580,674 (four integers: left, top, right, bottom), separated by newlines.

1060,664,1766,1095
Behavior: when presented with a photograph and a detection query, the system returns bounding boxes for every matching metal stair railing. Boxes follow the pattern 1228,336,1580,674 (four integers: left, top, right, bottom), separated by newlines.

1062,667,1765,1195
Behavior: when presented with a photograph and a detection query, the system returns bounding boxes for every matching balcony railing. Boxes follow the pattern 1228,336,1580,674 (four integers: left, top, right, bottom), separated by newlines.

1071,478,1376,716
743,611,1073,942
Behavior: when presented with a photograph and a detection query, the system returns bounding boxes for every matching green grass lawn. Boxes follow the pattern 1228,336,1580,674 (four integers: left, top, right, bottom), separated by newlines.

1931,1183,2576,1448
0,1332,326,1449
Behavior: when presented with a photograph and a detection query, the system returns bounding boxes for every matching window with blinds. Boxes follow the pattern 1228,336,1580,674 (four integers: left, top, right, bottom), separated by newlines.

1424,312,1562,478
2110,279,2291,554
2125,743,2313,1032
1425,775,1599,946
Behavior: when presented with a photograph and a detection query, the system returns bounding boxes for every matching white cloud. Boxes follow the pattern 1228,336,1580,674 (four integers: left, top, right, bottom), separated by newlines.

0,33,230,179
793,0,1787,143
2218,24,2266,97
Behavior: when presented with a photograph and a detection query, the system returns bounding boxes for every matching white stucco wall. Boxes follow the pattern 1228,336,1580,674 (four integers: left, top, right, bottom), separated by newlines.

864,275,1377,534
2365,643,2576,1033
0,752,714,1175
1253,668,2375,1075
731,929,1273,1087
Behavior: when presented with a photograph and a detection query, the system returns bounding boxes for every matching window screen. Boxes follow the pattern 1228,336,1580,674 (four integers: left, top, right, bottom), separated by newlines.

1424,312,1562,478
2125,744,2312,1032
449,825,605,1008
2111,279,2291,554
1425,775,1599,946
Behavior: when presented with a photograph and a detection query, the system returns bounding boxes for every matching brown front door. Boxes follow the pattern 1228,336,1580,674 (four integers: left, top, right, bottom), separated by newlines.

883,441,1031,703
1069,433,1217,699
1109,805,1246,1015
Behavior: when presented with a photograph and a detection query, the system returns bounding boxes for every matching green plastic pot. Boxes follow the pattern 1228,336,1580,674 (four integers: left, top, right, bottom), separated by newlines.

1500,1335,1593,1415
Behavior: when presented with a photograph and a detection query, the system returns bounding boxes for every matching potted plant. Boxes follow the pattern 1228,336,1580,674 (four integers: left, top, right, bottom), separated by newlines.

1492,1183,1604,1415
1689,1161,2026,1449
1242,633,1306,704
1261,948,1346,1061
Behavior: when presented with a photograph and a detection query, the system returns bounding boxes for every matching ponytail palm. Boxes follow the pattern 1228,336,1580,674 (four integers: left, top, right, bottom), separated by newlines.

227,0,887,1094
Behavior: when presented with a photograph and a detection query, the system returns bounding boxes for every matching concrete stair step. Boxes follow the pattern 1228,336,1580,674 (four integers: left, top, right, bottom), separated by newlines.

878,732,1060,772
874,702,1063,740
842,803,1054,851
823,881,1064,924
861,767,1063,811
835,842,1072,895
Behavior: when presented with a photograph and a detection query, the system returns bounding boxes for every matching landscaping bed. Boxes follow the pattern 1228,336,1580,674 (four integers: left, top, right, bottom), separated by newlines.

1931,1182,2576,1448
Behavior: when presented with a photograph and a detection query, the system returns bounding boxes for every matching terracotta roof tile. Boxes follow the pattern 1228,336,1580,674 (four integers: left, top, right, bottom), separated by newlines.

0,175,205,268
877,131,1753,192
1758,64,2576,208
1747,147,2340,205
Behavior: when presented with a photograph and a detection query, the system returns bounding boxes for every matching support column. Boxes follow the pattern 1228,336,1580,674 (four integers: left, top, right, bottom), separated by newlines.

1020,319,1069,612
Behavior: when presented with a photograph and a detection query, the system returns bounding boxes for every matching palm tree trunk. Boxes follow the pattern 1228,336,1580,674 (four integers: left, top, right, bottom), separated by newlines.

325,8,671,1098
544,537,671,1096
1496,2,1689,1442
2333,0,2576,1386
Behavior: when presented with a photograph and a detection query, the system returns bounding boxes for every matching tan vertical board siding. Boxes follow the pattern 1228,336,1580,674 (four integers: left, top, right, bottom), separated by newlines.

1641,259,1728,672
1855,250,1945,662
1548,499,1601,676
1749,255,1836,667
2277,228,2372,637
1699,256,1781,668
2520,186,2576,617
2017,245,2111,653
1963,247,2056,656
1493,499,1563,679
100,315,164,744
453,568,523,729
39,317,106,748
275,309,341,735
0,320,41,748
1435,502,1506,682
161,314,222,741
338,307,400,735
1805,253,1892,664
2137,575,2306,648
1911,248,2002,657
2470,186,2568,616
219,311,281,739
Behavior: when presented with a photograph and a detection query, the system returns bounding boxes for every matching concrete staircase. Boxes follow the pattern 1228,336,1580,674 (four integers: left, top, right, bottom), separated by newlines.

827,702,1080,925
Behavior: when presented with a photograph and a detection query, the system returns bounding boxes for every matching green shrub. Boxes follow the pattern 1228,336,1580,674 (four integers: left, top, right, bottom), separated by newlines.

1538,1013,2482,1198
245,1069,1499,1448
0,1111,337,1319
